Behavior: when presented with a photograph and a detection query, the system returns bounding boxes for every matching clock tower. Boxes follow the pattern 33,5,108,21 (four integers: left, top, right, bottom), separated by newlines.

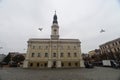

51,11,59,40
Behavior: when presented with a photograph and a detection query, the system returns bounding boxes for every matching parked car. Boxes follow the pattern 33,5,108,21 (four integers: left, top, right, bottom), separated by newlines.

110,60,120,69
0,62,7,65
93,61,103,66
84,62,94,68
9,61,17,67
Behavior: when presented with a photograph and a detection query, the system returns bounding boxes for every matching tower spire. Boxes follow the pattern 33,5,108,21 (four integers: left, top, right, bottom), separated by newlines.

51,11,59,40
53,11,58,24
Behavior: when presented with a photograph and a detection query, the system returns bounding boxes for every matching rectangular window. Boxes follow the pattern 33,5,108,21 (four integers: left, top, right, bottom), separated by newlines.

45,53,48,57
74,53,77,57
113,43,114,46
53,53,56,57
31,53,35,57
74,46,76,49
60,53,64,57
38,53,40,57
68,53,71,57
118,47,120,50
33,46,35,49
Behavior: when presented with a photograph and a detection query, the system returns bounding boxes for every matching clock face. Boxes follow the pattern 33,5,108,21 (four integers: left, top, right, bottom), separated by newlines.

54,29,57,34
54,29,57,32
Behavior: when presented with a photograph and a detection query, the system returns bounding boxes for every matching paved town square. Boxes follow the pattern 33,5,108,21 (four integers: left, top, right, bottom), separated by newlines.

0,67,120,80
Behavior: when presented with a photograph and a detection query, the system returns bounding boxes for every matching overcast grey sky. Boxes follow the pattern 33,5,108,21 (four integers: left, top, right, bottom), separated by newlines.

0,0,120,54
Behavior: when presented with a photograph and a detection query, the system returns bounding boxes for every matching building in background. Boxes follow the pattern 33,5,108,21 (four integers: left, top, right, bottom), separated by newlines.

88,49,101,62
0,54,6,62
23,13,84,68
82,53,90,62
99,38,120,60
89,50,96,58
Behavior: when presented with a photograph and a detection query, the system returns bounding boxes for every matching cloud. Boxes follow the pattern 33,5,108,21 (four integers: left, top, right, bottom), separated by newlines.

0,0,120,54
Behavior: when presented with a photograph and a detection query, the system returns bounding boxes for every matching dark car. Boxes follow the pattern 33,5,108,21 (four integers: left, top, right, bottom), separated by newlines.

84,62,94,68
9,61,17,67
110,60,120,69
1,62,7,65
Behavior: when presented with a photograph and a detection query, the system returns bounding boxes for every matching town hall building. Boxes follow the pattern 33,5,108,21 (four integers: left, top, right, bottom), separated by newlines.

23,12,84,68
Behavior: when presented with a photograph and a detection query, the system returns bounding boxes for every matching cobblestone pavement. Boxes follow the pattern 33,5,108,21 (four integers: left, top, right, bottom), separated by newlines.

0,67,120,80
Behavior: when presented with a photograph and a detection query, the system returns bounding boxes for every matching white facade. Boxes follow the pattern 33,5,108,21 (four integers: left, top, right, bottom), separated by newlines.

23,13,84,68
